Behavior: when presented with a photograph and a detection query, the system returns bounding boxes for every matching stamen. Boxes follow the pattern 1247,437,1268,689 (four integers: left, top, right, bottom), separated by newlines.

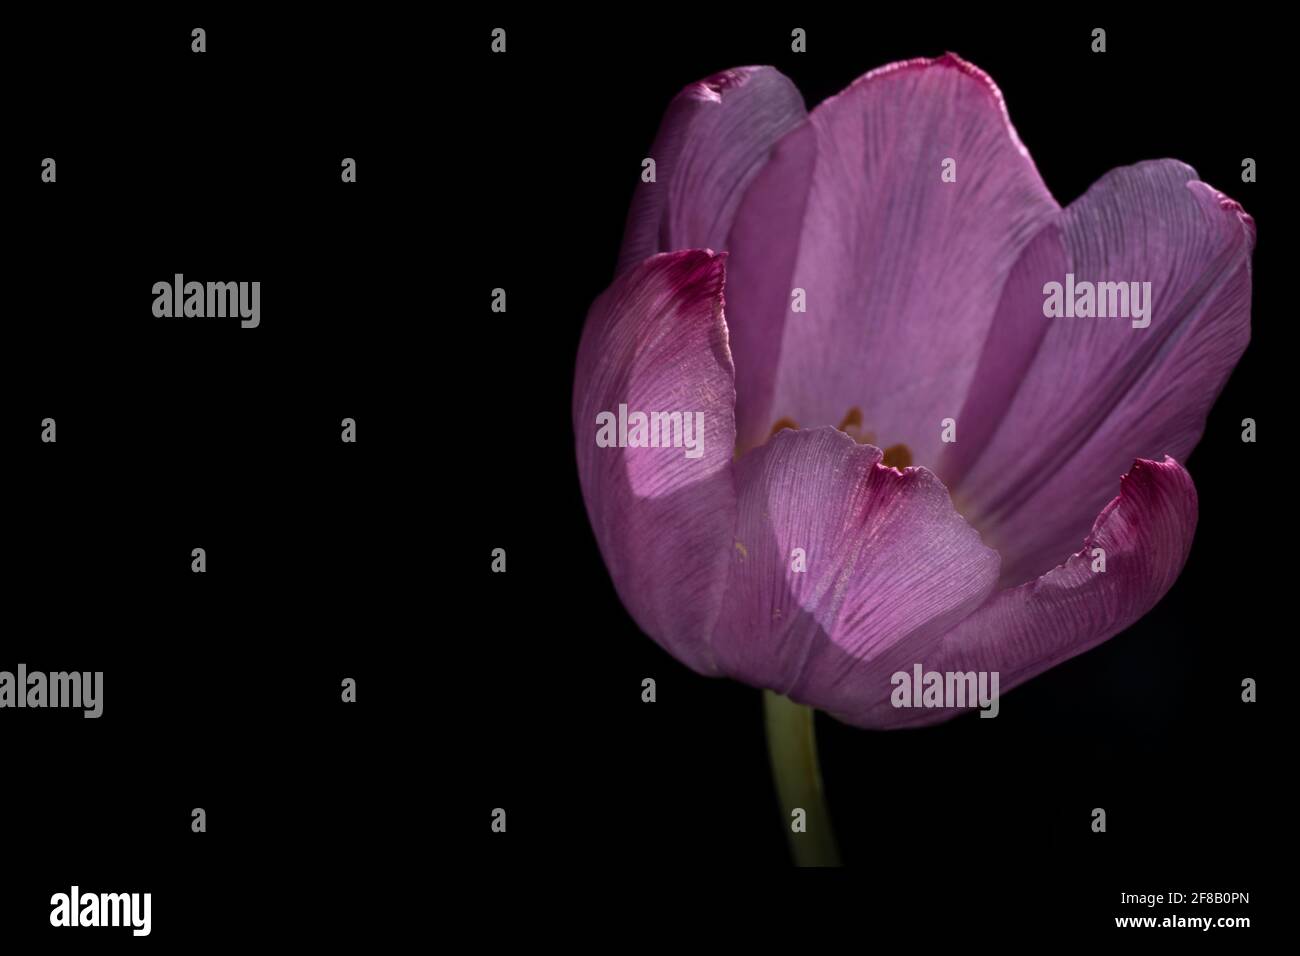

882,444,913,469
835,406,875,444
769,417,799,437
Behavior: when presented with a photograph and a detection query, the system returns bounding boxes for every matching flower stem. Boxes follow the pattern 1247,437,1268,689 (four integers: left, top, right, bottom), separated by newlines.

763,690,842,867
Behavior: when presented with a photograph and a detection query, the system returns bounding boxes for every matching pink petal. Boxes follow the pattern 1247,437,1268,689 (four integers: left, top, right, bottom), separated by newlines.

573,251,738,674
727,53,1057,455
711,427,1000,718
617,67,807,277
853,456,1198,729
940,160,1252,586
725,121,817,450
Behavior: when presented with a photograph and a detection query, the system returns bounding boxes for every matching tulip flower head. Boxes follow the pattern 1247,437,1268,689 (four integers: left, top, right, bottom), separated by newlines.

573,54,1253,729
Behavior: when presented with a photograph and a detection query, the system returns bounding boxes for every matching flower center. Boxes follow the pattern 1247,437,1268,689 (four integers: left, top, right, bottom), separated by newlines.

765,407,912,469
836,407,912,468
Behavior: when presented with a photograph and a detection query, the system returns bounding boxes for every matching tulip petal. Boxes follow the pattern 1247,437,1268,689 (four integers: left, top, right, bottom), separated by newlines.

573,250,738,674
850,456,1198,728
941,160,1252,586
711,427,1001,718
730,53,1057,458
725,121,817,451
617,67,807,277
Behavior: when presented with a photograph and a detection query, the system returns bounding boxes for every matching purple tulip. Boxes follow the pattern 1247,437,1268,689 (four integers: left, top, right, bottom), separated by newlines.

573,54,1253,731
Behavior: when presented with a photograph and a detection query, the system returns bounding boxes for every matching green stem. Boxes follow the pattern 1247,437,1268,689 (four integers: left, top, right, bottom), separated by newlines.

763,690,842,867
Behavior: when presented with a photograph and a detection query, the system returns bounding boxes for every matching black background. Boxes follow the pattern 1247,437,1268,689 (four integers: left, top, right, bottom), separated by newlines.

4,11,423,948
1,8,1285,944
